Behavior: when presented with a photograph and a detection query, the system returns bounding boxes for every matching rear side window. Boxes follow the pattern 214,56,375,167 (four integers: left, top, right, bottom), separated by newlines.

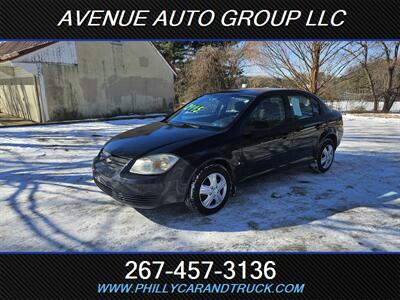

311,98,320,115
288,95,317,119
249,96,286,128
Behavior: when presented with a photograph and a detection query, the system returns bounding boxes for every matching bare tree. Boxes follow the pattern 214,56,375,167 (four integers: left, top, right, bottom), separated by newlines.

246,76,284,89
183,44,245,100
345,42,379,111
246,42,353,96
379,42,400,112
346,41,400,112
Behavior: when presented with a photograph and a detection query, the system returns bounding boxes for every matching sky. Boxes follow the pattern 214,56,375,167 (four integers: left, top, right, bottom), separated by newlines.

244,64,265,76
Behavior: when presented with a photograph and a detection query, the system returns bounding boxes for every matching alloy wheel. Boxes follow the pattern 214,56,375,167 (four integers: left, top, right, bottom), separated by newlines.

321,144,334,169
199,173,227,209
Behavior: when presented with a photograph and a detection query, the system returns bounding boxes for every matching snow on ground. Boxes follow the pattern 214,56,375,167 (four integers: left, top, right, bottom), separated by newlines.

0,115,399,252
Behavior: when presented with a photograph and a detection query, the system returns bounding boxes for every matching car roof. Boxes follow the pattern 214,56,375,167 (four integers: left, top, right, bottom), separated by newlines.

216,88,310,97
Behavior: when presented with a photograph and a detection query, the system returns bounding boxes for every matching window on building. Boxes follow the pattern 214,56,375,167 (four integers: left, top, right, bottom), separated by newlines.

110,42,124,73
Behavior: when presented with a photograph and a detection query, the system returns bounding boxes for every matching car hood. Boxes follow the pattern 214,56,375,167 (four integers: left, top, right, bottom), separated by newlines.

103,122,218,158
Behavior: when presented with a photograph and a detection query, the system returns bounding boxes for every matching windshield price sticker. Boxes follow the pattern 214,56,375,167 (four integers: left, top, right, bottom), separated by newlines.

183,104,204,113
125,260,276,280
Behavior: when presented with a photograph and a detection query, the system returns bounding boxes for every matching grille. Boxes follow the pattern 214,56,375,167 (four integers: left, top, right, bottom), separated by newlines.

94,178,158,206
115,192,158,204
99,151,130,170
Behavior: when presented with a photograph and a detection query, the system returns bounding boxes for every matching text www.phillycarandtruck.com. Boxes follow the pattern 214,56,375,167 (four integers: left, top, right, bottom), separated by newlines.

97,282,305,294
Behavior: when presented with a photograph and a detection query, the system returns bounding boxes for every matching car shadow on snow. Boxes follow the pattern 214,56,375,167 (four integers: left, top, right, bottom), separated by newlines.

135,152,400,235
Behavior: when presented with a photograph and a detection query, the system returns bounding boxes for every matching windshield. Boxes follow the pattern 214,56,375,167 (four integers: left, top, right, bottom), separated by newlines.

166,93,255,128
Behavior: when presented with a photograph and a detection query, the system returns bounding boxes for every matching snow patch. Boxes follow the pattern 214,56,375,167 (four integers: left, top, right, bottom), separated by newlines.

0,115,399,252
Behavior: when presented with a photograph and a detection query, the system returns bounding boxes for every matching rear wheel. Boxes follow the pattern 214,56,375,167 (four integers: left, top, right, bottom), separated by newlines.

185,164,231,214
310,139,335,173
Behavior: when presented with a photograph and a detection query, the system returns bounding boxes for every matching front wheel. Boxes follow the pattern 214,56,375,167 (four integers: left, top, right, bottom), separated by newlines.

310,139,336,173
185,164,231,214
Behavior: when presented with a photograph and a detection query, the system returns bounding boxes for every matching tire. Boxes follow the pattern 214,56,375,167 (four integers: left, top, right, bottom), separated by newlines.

185,164,232,215
310,139,336,173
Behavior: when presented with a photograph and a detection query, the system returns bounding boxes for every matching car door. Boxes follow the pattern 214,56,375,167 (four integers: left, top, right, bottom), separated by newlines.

241,95,292,178
286,93,324,162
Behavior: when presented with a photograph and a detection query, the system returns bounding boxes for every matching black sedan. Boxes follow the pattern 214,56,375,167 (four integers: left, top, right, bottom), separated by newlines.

93,88,343,214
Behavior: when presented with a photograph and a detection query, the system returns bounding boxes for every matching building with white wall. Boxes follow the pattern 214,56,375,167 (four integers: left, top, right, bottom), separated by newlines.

0,42,175,122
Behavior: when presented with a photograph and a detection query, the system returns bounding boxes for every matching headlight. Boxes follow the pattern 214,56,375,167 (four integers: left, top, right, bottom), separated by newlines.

130,154,179,175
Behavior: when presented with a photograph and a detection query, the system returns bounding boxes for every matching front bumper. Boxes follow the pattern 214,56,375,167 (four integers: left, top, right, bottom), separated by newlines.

92,155,193,209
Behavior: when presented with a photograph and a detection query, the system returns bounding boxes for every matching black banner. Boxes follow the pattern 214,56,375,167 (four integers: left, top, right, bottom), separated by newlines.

0,0,400,39
1,253,399,299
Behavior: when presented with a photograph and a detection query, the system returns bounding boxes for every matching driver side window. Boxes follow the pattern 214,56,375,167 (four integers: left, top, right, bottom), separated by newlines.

249,96,286,128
